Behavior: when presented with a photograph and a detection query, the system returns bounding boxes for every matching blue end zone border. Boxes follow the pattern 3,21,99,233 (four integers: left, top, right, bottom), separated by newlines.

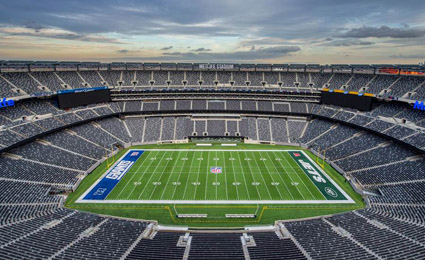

79,150,144,201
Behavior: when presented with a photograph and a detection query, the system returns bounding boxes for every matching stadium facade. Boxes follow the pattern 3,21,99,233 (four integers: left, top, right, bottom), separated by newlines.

0,60,425,259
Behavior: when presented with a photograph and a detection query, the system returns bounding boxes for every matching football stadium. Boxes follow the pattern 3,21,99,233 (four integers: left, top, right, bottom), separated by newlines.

1,1,425,259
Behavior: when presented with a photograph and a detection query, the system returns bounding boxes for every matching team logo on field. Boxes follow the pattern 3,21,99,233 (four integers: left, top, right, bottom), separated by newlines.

210,167,222,174
325,187,338,198
93,188,107,196
130,152,139,156
293,153,301,157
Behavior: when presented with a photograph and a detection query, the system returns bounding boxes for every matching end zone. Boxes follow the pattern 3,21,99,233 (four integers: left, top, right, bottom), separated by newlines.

76,150,144,202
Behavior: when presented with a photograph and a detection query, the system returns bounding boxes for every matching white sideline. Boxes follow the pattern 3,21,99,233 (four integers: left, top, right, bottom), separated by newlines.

138,149,304,152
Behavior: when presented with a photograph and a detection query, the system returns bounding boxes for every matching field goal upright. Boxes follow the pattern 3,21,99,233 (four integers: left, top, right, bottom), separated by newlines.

105,144,116,169
316,147,326,169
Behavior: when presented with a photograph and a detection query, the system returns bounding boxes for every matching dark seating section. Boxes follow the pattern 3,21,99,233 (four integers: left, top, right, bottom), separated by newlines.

189,233,245,259
126,232,185,260
0,77,424,259
248,232,306,260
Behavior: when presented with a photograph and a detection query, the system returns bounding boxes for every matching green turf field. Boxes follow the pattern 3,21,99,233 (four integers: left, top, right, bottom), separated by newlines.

67,143,364,227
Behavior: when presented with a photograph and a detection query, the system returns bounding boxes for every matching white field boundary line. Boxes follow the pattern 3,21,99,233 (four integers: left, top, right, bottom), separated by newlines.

77,149,354,204
300,150,355,204
75,199,355,204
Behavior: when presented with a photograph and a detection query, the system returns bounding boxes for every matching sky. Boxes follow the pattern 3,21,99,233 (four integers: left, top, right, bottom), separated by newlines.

0,0,424,64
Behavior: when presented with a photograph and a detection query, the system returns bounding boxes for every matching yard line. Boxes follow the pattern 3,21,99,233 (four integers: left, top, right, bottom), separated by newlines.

136,151,173,200
113,151,158,200
255,151,284,200
215,150,218,200
191,151,203,200
161,150,190,200
249,151,273,200
228,151,240,200
204,151,210,200
169,149,195,200
263,151,294,200
149,151,182,200
236,151,259,199
222,151,229,200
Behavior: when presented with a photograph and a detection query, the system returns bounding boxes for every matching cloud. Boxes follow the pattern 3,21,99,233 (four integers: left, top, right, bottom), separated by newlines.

389,54,425,59
327,39,375,46
339,25,425,38
193,47,211,52
0,0,424,62
0,25,123,43
117,49,129,53
160,46,173,50
158,45,301,61
24,21,47,32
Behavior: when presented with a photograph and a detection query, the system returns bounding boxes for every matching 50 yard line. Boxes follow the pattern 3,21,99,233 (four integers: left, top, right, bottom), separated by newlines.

190,151,203,200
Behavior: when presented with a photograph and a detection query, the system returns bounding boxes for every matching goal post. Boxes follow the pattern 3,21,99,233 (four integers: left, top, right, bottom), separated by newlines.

105,144,116,169
316,147,326,170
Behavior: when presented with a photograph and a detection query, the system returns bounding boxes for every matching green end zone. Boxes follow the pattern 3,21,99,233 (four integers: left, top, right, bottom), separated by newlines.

67,144,363,227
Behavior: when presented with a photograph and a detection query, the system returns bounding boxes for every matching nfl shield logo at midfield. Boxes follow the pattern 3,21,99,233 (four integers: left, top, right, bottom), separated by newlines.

210,167,222,174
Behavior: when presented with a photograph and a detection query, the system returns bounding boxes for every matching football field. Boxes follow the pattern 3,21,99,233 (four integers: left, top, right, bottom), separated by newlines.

77,148,353,204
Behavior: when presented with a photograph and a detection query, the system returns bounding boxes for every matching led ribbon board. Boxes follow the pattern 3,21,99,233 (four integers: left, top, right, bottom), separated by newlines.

414,101,425,111
0,98,15,108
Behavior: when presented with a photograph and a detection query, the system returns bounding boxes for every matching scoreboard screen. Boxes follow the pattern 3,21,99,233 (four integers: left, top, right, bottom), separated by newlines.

57,87,110,109
321,91,373,111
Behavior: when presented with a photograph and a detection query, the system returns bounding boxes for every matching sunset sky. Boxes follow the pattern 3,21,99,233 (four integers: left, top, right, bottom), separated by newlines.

0,0,424,64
